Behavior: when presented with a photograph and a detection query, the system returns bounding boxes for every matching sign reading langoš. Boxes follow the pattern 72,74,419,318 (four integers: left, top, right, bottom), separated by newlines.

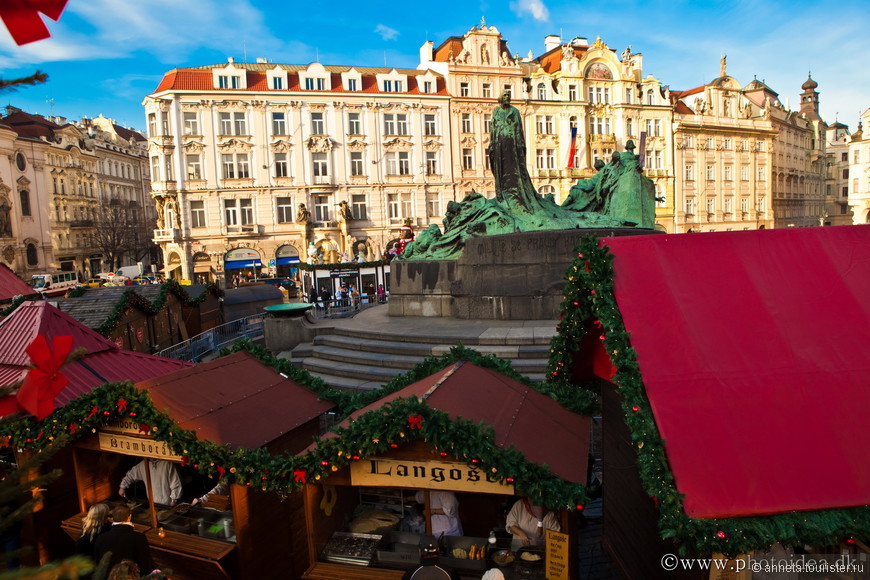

350,458,515,494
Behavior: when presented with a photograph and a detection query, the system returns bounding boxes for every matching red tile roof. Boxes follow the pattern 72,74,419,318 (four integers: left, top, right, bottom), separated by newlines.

0,302,190,417
312,361,589,484
0,263,36,303
135,351,335,449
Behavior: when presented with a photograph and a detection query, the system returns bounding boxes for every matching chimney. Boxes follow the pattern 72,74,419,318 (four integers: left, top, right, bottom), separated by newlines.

227,57,235,63
544,35,561,53
419,40,434,65
571,37,588,47
256,57,269,64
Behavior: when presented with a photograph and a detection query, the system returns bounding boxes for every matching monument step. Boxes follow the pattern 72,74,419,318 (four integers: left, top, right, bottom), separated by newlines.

308,344,427,370
322,325,556,346
296,356,406,383
311,333,551,359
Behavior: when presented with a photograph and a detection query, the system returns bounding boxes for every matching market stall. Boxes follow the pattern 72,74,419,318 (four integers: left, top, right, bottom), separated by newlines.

296,360,590,580
58,351,335,580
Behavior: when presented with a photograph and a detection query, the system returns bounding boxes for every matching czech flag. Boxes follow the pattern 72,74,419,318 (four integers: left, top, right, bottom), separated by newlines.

566,126,578,168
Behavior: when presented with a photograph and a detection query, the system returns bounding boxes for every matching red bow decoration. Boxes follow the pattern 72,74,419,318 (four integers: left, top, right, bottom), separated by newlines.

217,466,226,479
69,423,77,434
408,414,423,429
0,0,68,45
117,398,127,413
17,335,73,421
137,423,151,434
87,406,99,419
293,469,307,483
180,456,190,467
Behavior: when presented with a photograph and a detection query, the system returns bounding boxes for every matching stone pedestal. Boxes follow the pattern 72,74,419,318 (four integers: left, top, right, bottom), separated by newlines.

389,228,658,320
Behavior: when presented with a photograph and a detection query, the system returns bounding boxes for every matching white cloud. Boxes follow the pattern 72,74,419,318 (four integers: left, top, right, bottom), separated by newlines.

375,24,399,41
511,0,549,22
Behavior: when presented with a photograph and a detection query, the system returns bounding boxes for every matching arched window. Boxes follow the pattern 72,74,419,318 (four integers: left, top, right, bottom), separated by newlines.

626,118,634,136
19,190,31,217
26,243,38,266
537,83,547,100
646,89,655,105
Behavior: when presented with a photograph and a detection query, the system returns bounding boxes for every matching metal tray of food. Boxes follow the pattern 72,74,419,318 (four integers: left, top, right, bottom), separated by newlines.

321,532,383,566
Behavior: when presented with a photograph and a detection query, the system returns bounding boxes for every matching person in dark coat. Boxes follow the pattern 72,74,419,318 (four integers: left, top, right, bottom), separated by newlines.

75,503,112,558
94,505,154,574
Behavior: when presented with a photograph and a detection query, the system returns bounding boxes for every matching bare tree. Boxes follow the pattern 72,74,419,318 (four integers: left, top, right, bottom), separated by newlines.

90,200,156,271
0,70,48,93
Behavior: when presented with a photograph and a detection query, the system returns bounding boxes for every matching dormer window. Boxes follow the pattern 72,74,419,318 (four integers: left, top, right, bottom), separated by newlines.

305,77,326,91
272,77,283,90
383,79,403,92
423,80,433,93
218,75,241,89
347,78,358,91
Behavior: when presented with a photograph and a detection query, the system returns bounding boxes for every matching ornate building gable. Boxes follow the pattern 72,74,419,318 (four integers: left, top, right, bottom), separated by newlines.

422,138,442,152
182,140,206,153
306,136,334,152
382,137,413,152
346,139,368,152
270,139,294,153
217,138,254,152
215,100,250,111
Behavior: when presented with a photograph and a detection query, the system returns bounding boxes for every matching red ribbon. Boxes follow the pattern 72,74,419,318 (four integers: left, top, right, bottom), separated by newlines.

408,414,423,429
117,398,127,413
180,456,189,467
293,469,307,483
217,466,226,479
87,406,99,419
16,335,72,421
0,0,68,45
137,423,151,434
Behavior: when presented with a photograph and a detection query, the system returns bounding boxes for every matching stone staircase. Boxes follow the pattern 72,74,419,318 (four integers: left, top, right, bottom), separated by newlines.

283,325,554,391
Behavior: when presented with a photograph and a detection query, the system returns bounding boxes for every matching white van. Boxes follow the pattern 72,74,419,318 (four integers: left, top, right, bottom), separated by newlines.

114,264,144,281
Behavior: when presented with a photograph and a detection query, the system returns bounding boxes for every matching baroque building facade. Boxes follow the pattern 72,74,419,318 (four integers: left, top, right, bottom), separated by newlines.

848,109,870,223
0,109,154,280
143,60,453,282
824,121,853,226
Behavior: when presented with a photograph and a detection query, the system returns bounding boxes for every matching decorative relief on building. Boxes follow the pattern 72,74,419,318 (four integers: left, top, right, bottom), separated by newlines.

346,139,368,152
383,137,413,152
422,139,441,152
306,136,333,152
182,140,205,153
270,139,293,153
215,100,249,110
217,138,253,152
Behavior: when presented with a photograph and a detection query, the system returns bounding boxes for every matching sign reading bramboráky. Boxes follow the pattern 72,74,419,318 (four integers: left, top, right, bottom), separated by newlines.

98,432,181,461
350,458,514,494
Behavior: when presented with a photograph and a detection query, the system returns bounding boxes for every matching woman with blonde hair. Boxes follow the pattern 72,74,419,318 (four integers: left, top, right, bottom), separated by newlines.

75,502,112,558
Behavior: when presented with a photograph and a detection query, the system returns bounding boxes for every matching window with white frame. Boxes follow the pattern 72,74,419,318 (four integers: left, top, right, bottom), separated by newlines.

537,83,547,100
535,149,556,170
706,197,715,214
686,197,696,214
741,165,749,181
185,154,202,180
272,76,283,90
706,165,715,180
646,89,654,105
224,199,238,225
589,117,611,134
305,77,326,90
314,195,330,222
685,135,695,148
347,78,358,91
685,164,695,181
383,79,403,92
483,114,492,133
424,114,437,136
274,152,288,178
311,112,325,135
239,198,253,225
723,138,732,150
568,85,577,101
219,112,232,135
724,197,733,214
652,150,662,170
182,112,199,136
348,112,362,135
386,152,410,175
151,156,160,181
625,88,632,104
426,191,441,217
723,165,732,181
401,192,412,218
462,148,473,170
148,113,157,137
482,83,492,98
422,80,433,93
626,118,633,136
233,112,247,135
705,137,714,149
350,152,364,176
190,200,206,228
351,193,367,220
387,193,400,220
460,82,469,97
757,141,766,152
740,197,749,213
757,166,766,181
653,119,661,137
396,114,408,135
425,151,438,175
461,113,472,133
503,84,512,98
164,155,174,181
384,114,407,135
758,196,766,212
276,197,293,223
271,112,286,135
312,153,328,180
221,153,249,179
535,115,554,134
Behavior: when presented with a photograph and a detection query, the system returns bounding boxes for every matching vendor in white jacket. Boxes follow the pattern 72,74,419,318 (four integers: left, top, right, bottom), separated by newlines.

119,459,182,507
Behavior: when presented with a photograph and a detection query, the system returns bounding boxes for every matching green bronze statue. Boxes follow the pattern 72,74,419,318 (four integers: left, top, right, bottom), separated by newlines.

401,93,655,260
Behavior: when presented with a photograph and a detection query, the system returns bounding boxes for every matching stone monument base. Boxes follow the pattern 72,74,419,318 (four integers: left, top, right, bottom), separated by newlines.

388,229,659,320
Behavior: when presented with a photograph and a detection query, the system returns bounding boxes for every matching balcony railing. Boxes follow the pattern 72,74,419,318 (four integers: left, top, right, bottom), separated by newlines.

69,220,94,228
153,228,179,241
223,224,265,236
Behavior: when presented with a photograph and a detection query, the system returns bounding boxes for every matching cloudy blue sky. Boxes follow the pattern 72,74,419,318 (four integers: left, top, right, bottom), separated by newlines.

0,0,866,132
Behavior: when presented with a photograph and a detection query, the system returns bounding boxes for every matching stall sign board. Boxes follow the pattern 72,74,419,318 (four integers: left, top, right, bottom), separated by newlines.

350,458,514,495
545,529,570,580
98,432,181,461
102,418,147,436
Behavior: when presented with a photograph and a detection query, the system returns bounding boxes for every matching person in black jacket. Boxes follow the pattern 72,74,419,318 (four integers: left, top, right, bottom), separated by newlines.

94,506,154,574
75,503,112,559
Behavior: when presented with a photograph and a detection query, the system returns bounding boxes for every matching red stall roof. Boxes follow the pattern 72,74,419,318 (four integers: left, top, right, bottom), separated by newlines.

0,263,36,303
600,225,870,518
136,351,335,449
0,302,191,416
317,361,589,484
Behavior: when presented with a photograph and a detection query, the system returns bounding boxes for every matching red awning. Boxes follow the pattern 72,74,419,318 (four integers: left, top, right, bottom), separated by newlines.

600,225,870,518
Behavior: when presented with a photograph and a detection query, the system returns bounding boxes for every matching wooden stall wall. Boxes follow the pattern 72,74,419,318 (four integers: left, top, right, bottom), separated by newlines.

602,384,703,580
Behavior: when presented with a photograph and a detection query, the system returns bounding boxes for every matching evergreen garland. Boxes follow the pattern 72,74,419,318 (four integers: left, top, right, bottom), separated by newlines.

0,380,586,510
0,293,43,318
548,235,870,555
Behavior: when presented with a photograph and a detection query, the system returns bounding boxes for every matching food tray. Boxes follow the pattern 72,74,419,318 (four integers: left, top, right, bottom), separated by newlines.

441,535,489,572
320,532,383,566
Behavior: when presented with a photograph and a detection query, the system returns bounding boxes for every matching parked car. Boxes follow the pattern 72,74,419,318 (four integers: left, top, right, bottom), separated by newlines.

133,275,157,285
81,277,105,288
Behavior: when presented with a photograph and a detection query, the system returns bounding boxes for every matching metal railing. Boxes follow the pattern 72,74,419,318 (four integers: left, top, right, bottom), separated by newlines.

304,294,387,321
156,313,265,362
